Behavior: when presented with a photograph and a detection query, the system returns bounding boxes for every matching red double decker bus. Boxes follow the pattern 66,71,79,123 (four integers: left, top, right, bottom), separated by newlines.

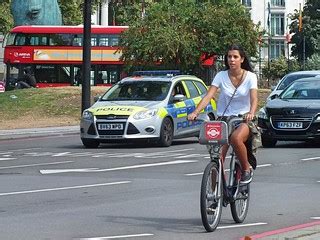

3,25,128,88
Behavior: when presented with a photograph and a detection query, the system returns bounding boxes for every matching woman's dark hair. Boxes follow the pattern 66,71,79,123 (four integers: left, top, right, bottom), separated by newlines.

224,44,253,72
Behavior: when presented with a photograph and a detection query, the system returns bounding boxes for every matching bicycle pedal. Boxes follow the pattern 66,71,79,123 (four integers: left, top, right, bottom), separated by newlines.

223,200,228,207
206,208,216,215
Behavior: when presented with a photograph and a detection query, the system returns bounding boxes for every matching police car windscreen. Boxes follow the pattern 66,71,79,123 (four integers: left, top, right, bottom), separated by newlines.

101,81,171,101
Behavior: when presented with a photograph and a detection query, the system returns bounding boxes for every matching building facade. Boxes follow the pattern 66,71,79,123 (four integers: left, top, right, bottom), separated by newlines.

244,0,305,60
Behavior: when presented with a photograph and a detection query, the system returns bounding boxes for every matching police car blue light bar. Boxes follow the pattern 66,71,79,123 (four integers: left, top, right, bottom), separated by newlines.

132,70,181,77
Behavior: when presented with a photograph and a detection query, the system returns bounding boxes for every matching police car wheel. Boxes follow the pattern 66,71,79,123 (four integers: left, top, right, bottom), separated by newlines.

158,117,173,147
81,138,100,148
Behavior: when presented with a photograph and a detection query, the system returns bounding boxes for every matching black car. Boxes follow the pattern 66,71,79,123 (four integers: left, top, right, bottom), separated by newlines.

258,77,320,147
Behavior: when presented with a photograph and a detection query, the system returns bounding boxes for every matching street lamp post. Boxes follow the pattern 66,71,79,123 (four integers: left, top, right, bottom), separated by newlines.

81,0,92,114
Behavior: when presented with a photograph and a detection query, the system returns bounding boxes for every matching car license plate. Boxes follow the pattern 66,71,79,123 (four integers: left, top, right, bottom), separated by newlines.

98,123,123,130
278,122,303,129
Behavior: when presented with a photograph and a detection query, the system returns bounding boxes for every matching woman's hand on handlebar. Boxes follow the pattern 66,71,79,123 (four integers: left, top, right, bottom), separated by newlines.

244,112,255,122
187,111,199,121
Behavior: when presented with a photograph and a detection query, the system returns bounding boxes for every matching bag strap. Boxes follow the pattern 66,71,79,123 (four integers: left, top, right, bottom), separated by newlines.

221,70,246,117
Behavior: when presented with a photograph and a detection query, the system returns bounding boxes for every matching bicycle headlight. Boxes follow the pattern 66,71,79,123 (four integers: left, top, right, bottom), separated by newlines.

133,109,158,120
258,108,268,120
82,110,94,121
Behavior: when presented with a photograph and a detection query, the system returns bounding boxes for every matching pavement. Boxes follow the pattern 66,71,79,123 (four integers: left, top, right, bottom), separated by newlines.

0,125,79,140
1,126,320,239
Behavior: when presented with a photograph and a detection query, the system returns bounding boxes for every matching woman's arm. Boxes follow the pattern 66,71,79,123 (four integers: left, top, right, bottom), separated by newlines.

187,85,218,120
246,88,258,121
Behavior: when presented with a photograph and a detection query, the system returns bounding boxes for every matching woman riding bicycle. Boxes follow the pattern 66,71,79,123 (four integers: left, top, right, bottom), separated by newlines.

187,44,258,184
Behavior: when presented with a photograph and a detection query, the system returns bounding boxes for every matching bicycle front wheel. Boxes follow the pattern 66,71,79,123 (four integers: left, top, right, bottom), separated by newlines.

230,163,250,223
200,161,223,232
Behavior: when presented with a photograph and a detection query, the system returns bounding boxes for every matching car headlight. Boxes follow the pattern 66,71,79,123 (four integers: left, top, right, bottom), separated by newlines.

82,110,94,121
133,109,158,120
315,115,320,122
258,108,268,120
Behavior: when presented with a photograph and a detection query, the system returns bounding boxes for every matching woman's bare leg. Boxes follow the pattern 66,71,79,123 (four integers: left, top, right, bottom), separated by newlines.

229,123,251,171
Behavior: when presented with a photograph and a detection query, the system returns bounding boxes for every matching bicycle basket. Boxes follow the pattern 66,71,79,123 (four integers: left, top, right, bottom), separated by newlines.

199,121,228,145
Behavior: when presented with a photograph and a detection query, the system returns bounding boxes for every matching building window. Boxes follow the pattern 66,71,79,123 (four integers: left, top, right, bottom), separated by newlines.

242,0,251,7
271,0,285,7
270,40,285,59
271,13,284,36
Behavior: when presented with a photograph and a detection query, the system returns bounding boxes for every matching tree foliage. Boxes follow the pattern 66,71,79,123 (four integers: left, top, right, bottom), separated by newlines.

305,53,320,70
262,56,299,85
0,0,14,33
289,0,320,62
119,0,259,73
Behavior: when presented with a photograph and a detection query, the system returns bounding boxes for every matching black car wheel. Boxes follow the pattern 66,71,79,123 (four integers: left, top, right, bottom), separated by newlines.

261,136,277,148
81,138,100,148
158,117,174,147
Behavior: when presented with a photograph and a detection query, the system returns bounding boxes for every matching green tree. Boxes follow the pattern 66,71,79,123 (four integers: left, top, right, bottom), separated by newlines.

119,0,259,74
262,56,300,85
289,0,320,62
0,0,14,34
305,53,320,70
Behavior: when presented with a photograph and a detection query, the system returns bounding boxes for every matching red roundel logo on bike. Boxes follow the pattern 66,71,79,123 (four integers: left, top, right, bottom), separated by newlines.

205,123,222,140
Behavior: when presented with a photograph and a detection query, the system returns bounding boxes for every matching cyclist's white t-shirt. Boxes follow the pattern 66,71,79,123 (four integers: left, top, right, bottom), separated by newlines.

211,70,258,116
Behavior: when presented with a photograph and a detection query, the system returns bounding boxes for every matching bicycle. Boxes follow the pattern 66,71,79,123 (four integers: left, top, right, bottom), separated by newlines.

198,116,251,232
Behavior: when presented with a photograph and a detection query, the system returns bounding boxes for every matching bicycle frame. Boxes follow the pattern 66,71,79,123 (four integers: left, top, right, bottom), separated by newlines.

204,117,244,204
199,116,251,232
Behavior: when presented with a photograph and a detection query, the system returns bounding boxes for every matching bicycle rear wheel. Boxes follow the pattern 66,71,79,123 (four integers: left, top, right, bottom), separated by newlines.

230,163,250,223
200,161,223,232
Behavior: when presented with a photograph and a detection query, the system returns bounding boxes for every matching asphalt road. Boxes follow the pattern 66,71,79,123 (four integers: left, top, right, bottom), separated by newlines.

0,134,319,240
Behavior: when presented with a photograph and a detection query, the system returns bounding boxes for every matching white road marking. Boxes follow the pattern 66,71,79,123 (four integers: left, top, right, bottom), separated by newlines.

52,152,72,157
80,233,154,239
40,168,98,174
185,172,203,176
174,153,202,159
0,148,40,153
256,164,272,168
0,158,16,161
301,156,320,161
134,148,194,158
184,163,272,176
0,181,131,197
217,222,267,229
0,161,74,170
311,217,320,220
40,160,198,174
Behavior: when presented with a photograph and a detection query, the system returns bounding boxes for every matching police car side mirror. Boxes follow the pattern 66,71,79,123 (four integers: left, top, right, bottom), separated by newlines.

94,95,101,102
270,94,279,100
173,94,185,102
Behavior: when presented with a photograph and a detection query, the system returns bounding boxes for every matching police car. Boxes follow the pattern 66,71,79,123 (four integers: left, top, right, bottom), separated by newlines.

80,71,216,147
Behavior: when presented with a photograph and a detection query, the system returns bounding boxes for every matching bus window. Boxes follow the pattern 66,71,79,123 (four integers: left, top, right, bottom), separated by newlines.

15,34,27,45
29,34,48,45
91,35,98,46
110,70,118,84
73,35,82,46
110,36,119,46
49,33,72,46
3,33,16,46
99,35,109,46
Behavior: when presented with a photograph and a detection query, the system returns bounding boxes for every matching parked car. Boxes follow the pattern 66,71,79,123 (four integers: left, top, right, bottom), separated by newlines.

267,70,320,101
258,77,320,147
80,72,216,148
